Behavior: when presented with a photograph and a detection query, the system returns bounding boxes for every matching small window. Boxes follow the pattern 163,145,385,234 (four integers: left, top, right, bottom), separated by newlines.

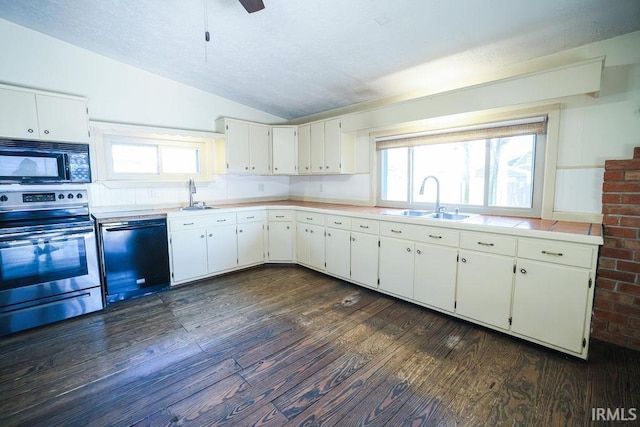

377,117,546,217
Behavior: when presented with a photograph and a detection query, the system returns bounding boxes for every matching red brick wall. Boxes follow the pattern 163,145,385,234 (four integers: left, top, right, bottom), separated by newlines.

594,146,640,350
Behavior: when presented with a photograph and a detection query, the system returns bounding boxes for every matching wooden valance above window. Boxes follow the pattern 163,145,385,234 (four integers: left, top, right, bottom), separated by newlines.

375,116,547,151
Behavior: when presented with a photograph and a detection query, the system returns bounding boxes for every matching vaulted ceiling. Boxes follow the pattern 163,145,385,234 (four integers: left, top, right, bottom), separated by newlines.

1,0,639,120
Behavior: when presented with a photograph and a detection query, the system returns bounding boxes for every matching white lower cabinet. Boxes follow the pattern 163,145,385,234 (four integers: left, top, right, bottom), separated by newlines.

268,222,293,262
456,249,514,330
238,221,265,266
413,243,458,313
512,259,591,353
350,231,379,288
170,228,208,283
207,224,238,273
325,227,351,279
379,237,414,299
296,223,325,270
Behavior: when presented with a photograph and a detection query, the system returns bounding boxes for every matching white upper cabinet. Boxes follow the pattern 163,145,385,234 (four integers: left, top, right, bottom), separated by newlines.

297,124,311,175
324,118,341,173
272,126,297,175
218,118,271,175
310,121,325,174
0,86,89,143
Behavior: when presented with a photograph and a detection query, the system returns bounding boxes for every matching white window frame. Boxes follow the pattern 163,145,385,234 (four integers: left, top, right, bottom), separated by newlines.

375,107,560,219
90,121,222,184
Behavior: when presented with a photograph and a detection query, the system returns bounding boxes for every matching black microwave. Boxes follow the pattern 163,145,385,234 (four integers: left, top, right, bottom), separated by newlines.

0,139,91,184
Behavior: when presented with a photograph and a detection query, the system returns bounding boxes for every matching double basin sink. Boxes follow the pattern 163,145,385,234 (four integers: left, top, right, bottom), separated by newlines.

387,210,471,220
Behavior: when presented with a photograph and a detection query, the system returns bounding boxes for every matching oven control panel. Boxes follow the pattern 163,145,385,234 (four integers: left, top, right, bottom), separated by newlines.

0,190,88,209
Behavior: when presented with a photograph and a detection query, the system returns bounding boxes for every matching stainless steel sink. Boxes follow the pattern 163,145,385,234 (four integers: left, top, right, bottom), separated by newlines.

386,210,470,220
427,212,470,220
181,206,216,211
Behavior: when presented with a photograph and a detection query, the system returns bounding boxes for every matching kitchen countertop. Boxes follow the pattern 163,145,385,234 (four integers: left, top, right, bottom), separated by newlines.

91,200,603,244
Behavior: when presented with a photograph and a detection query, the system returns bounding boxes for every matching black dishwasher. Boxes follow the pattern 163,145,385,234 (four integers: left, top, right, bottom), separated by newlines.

98,218,171,304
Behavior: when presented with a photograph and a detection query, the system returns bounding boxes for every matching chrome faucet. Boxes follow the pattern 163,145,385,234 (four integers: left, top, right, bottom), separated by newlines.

188,178,196,207
419,175,441,213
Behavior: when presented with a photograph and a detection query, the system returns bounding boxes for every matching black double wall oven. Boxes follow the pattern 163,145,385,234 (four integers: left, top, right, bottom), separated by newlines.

0,140,102,336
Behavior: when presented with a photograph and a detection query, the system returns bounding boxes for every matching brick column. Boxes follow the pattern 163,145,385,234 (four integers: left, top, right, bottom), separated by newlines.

594,147,640,350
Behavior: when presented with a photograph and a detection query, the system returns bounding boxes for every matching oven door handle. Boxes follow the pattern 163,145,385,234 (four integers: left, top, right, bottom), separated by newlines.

0,227,95,244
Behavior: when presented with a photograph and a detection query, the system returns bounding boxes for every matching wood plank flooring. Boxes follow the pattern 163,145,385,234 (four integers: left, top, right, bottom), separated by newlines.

1,265,639,426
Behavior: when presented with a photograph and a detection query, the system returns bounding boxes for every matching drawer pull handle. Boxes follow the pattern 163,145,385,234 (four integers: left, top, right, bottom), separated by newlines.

183,222,194,226
217,219,226,222
391,229,402,234
306,217,313,220
477,242,494,246
520,268,527,274
246,216,255,219
275,215,285,218
359,225,369,229
334,221,342,225
542,250,563,257
429,234,442,239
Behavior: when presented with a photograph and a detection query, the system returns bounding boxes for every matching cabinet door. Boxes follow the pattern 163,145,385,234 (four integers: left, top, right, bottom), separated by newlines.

35,94,89,142
350,232,378,288
298,124,311,175
296,223,310,266
512,259,590,353
326,228,351,279
379,237,414,299
272,127,297,174
268,222,293,261
238,221,265,266
414,243,458,312
226,120,250,173
249,124,270,174
324,118,341,173
310,122,325,174
308,224,325,271
456,250,514,330
0,88,38,139
207,224,238,273
170,229,208,283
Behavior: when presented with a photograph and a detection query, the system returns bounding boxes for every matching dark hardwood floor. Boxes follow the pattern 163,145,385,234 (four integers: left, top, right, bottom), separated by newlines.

1,265,638,426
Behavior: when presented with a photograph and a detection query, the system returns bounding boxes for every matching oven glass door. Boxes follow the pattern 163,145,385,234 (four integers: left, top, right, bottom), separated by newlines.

0,228,94,291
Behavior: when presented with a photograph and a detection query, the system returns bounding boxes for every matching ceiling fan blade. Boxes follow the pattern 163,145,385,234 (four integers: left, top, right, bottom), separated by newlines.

238,0,265,13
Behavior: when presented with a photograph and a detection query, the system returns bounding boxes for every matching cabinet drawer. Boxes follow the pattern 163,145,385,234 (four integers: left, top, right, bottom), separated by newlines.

414,226,459,247
380,222,421,239
268,210,293,222
351,218,379,235
460,232,516,256
518,239,594,268
237,210,266,223
296,211,325,225
326,215,351,230
169,216,209,231
201,213,237,227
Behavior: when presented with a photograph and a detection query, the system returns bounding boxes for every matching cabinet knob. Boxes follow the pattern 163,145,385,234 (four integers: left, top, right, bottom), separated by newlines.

327,232,331,237
208,234,212,237
44,130,50,134
351,237,355,241
201,235,205,238
252,166,255,170
520,268,527,274
275,167,278,170
286,226,290,229
461,257,467,263
406,247,411,252
326,165,329,169
416,249,422,255
310,230,314,234
245,166,249,170
305,166,309,170
239,229,243,233
27,128,34,133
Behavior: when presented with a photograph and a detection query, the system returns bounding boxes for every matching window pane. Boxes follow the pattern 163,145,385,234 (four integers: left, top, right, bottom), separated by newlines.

488,135,535,208
381,147,408,202
160,147,200,174
413,141,485,206
111,144,158,174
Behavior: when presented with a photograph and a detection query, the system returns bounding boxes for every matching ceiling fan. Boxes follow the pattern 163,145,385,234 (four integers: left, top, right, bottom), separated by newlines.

238,0,265,13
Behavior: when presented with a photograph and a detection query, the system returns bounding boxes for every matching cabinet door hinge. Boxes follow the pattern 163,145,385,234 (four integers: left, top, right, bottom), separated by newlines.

171,272,174,278
377,278,380,285
324,262,326,267
339,122,342,128
267,225,270,230
588,278,592,288
378,240,380,247
583,338,587,348
508,317,512,326
454,301,457,309
226,124,229,130
456,254,459,262
513,264,516,274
